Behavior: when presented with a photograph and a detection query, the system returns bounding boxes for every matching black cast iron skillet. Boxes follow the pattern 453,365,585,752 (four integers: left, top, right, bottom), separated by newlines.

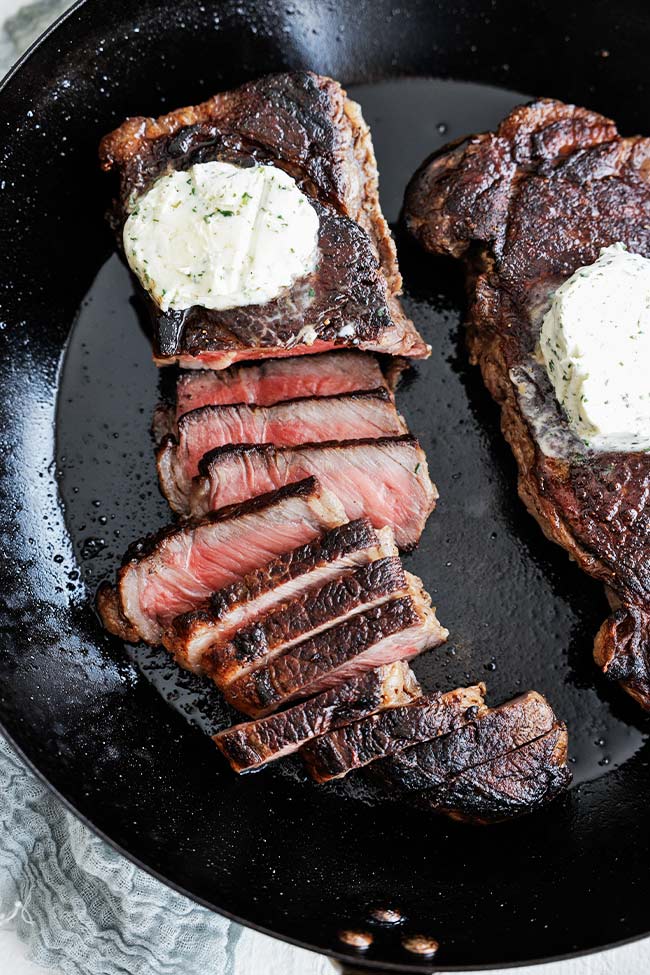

1,0,650,971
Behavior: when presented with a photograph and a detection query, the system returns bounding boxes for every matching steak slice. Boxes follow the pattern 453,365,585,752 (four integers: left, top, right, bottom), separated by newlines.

405,99,650,709
99,72,429,368
302,684,486,782
190,437,436,550
175,352,387,419
224,575,447,717
213,661,421,773
206,556,408,689
426,725,571,824
163,520,397,673
375,691,571,822
97,477,345,645
157,388,407,513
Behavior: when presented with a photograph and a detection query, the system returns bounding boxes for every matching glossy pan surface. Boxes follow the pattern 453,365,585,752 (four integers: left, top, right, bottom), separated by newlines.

0,0,649,969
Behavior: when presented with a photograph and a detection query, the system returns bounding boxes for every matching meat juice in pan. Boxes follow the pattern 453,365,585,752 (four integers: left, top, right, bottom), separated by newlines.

56,78,647,795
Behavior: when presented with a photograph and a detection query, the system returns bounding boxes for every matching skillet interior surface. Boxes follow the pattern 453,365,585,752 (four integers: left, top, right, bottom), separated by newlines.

1,0,650,970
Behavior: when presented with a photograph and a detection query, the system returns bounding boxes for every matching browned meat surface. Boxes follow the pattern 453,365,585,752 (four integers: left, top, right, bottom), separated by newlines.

99,72,429,369
405,98,650,709
163,520,397,674
190,437,436,550
594,605,650,709
213,661,421,773
379,691,557,784
427,725,570,824
157,388,407,513
302,684,486,783
97,477,345,645
207,557,408,689
96,585,140,644
375,691,571,823
173,352,387,420
224,574,447,717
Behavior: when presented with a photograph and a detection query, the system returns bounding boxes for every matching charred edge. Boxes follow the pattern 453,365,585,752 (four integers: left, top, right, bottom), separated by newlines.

373,691,565,795
165,518,382,638
176,386,395,433
100,72,348,200
95,581,141,643
213,663,419,772
99,70,425,362
302,686,488,783
595,605,650,709
220,556,407,668
196,434,421,477
121,476,322,565
429,722,572,824
229,595,422,714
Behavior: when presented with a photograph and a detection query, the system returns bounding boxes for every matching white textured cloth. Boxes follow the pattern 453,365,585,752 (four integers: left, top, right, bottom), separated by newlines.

0,735,237,975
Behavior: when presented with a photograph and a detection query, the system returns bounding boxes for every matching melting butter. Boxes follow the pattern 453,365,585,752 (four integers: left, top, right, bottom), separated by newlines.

124,160,319,313
539,243,650,452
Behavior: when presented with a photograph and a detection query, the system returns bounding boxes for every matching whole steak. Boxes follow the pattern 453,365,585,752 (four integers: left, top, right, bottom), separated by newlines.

100,71,429,368
405,98,650,708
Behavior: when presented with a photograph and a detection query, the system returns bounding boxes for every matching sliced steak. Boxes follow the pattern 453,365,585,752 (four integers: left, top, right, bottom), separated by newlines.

190,437,436,549
376,691,558,788
97,477,345,645
404,99,650,708
163,520,397,673
375,691,571,822
426,725,571,824
100,72,429,368
207,557,408,689
213,661,421,773
157,388,407,513
175,352,387,418
302,684,486,782
224,575,447,717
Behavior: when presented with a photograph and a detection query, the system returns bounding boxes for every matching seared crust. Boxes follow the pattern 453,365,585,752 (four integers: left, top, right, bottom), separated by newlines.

429,725,571,825
213,661,421,773
206,556,408,688
101,73,386,249
100,71,428,365
123,476,325,564
381,691,560,786
302,684,486,783
375,690,571,822
164,519,394,660
97,477,346,645
594,606,650,709
224,580,446,717
405,98,650,708
225,596,420,717
148,203,418,364
95,581,140,642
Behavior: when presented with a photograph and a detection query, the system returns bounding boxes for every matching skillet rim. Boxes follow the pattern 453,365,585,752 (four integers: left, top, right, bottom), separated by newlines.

1,1,649,970
5,713,650,975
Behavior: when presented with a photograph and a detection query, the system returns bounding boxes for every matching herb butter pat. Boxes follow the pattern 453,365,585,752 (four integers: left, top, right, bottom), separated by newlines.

123,161,319,312
540,243,650,451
